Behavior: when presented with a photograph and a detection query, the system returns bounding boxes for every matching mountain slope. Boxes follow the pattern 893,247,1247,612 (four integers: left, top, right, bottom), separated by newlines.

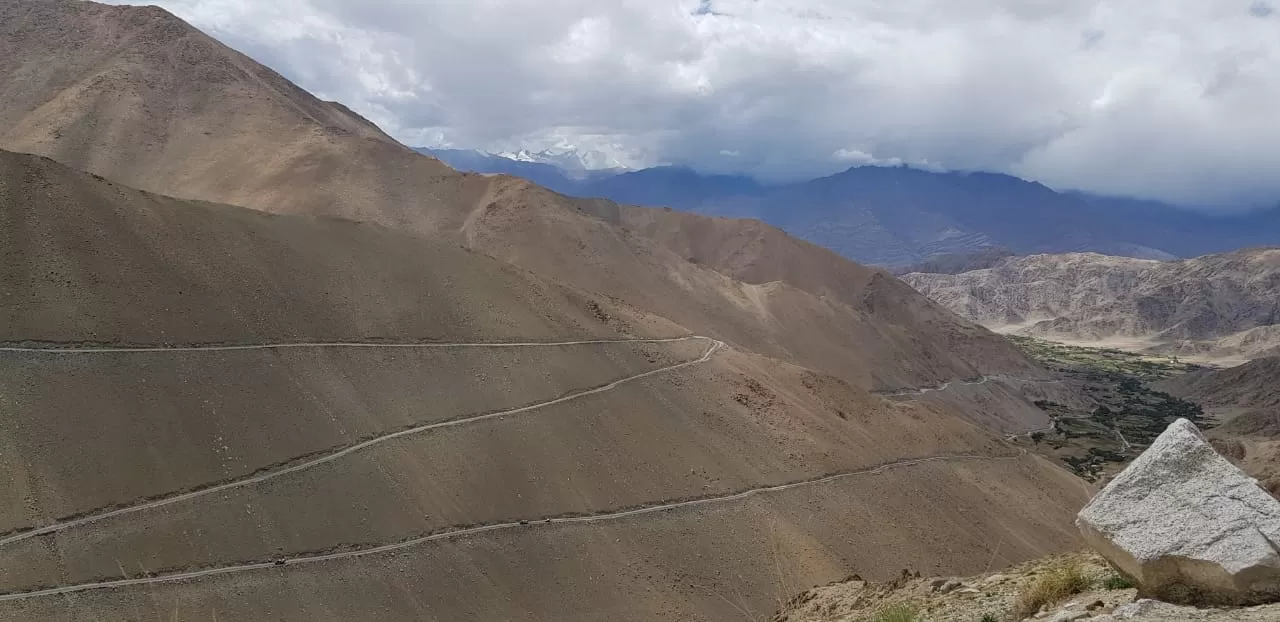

618,206,1030,383
0,149,1090,621
902,249,1280,361
0,0,1036,392
0,0,476,229
0,150,679,344
1157,357,1280,430
462,177,1039,391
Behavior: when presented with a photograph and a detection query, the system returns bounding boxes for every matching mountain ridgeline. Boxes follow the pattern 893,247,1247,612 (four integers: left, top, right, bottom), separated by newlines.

421,150,1280,267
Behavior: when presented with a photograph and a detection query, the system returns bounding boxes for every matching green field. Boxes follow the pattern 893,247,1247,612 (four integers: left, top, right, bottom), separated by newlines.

1008,336,1210,481
1007,335,1203,380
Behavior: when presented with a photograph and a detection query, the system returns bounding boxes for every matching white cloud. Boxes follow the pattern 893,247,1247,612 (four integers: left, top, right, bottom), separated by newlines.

104,0,1280,206
833,149,904,167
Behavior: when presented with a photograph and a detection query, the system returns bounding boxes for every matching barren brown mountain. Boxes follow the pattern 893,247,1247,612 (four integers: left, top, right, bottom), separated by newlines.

1158,357,1280,427
0,0,1093,619
903,250,1280,362
0,0,1037,391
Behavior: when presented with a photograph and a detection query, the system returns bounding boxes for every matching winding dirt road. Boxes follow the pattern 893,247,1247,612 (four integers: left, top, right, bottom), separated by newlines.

0,450,1026,603
0,336,704,354
880,374,1064,397
0,336,723,548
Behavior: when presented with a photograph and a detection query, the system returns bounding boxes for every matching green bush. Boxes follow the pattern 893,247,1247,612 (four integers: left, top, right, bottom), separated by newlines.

1102,572,1135,590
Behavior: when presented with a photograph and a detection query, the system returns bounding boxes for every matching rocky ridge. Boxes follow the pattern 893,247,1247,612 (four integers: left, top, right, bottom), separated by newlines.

902,249,1280,362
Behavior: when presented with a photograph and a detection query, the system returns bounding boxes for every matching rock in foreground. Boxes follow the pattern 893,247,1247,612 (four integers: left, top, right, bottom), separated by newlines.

1077,418,1280,606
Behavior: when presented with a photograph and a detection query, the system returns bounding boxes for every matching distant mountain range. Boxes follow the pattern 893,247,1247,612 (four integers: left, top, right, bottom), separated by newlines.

419,148,1280,267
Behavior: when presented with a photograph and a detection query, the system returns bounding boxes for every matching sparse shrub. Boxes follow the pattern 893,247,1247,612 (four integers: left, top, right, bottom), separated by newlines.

1010,561,1093,619
864,601,919,622
1102,572,1135,590
979,615,999,622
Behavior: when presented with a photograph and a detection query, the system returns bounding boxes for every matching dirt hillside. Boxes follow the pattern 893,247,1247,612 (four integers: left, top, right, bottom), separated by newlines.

1157,358,1280,427
0,149,1091,620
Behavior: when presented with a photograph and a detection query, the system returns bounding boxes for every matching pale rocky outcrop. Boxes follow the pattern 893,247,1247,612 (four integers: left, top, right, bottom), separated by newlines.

1077,418,1280,606
903,249,1280,361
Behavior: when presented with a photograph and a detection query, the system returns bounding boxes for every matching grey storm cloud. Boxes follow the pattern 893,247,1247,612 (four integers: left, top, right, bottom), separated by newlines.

105,0,1280,207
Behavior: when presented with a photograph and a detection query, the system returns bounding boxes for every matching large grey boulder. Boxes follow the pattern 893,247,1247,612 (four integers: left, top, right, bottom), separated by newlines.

1077,418,1280,606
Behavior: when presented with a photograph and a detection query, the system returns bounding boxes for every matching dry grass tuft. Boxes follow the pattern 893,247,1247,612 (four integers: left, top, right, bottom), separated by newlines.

1009,561,1093,620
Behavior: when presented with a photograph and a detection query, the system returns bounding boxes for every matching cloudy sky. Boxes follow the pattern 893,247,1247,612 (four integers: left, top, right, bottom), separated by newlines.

108,0,1279,206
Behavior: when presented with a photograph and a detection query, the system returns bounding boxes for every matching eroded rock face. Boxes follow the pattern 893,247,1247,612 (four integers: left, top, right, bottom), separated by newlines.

1077,418,1280,606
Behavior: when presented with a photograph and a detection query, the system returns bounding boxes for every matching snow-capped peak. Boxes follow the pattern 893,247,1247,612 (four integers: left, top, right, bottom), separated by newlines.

495,147,631,172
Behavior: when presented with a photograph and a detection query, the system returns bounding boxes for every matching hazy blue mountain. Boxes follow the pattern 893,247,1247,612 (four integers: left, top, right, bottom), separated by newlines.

580,166,762,208
421,150,1280,266
1066,193,1280,258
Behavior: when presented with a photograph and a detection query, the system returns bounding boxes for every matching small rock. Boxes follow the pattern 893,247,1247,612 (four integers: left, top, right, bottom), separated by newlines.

1111,599,1159,619
1048,612,1089,622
